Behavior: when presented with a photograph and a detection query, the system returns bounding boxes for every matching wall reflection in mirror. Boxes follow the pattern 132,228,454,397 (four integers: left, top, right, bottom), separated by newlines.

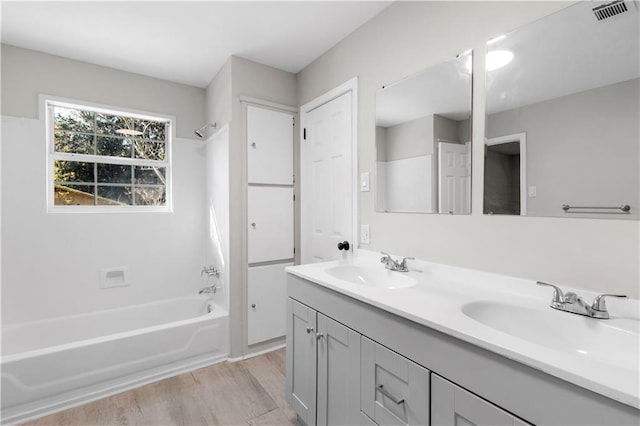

485,0,639,219
375,51,473,214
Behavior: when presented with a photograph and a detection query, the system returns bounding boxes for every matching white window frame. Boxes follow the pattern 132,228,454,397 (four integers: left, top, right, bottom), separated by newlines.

43,95,174,213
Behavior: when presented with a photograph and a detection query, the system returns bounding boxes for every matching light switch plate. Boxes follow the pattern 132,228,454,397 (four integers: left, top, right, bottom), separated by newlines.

360,224,370,244
360,172,370,192
528,186,537,197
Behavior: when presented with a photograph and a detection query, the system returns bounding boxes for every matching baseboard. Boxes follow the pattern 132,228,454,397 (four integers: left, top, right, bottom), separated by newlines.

1,352,228,425
228,342,286,363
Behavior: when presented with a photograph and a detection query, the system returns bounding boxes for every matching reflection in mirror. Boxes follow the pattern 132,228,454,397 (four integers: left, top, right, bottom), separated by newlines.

485,1,639,219
375,51,473,214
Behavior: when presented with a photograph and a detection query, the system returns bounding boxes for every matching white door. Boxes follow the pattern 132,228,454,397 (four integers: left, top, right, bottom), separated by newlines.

247,263,292,345
301,90,354,264
247,186,294,263
247,105,294,185
438,142,471,214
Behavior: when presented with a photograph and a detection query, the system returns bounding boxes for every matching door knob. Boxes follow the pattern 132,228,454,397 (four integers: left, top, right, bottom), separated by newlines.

337,241,350,251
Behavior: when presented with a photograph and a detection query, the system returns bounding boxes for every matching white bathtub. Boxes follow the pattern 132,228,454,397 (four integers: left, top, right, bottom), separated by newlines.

1,296,228,424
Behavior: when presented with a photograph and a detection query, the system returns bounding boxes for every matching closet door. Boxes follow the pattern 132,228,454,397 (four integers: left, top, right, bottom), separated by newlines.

247,105,294,185
247,186,294,263
247,263,292,345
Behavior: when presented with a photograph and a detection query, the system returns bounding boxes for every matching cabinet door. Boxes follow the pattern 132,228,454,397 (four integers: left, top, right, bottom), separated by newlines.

361,337,430,426
247,105,294,185
431,374,531,426
247,263,292,345
316,313,361,426
286,298,317,425
248,186,294,263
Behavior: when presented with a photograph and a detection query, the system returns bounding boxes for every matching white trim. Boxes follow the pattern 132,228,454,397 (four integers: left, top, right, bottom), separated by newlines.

485,132,527,216
41,95,175,213
227,343,287,363
299,77,359,253
239,96,297,113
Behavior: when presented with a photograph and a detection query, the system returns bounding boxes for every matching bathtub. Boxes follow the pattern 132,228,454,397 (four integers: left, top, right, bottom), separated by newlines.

1,296,228,424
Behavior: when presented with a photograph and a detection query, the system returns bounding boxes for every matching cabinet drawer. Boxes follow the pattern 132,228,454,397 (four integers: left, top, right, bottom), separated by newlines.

361,337,430,426
431,374,531,426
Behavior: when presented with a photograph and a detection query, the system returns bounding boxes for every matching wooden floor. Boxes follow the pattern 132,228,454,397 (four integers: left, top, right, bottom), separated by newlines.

24,349,297,426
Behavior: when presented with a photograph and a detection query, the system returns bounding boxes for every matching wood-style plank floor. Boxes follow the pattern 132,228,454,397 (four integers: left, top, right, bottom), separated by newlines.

23,349,297,426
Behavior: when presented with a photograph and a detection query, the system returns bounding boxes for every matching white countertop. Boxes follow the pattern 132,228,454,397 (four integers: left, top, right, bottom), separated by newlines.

286,250,640,409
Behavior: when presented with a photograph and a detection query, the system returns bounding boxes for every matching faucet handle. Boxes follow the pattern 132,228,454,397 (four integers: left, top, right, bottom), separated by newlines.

380,252,391,261
536,281,565,306
591,294,628,313
400,257,414,267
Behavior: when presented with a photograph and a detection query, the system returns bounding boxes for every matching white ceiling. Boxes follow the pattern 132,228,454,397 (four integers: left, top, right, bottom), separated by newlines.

1,1,392,88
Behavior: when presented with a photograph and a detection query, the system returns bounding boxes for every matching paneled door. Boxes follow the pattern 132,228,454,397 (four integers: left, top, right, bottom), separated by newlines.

301,86,355,264
438,141,471,214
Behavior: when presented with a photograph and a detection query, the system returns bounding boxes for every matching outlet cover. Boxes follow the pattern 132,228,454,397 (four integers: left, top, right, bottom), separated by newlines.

360,224,370,244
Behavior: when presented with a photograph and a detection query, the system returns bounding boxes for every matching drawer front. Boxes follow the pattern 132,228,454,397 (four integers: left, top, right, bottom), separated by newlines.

431,374,532,426
361,337,430,426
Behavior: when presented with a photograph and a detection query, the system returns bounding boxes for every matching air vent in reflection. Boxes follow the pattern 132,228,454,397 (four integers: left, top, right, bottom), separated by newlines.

593,1,629,21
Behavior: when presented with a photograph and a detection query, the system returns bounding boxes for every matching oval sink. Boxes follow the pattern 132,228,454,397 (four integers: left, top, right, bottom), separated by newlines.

461,301,639,369
325,265,416,290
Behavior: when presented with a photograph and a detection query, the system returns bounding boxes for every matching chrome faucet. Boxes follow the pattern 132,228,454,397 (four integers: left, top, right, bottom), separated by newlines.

536,281,627,319
380,252,414,272
201,265,219,278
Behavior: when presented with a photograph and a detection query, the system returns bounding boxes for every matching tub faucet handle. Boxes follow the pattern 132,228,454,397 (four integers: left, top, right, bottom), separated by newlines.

201,266,219,277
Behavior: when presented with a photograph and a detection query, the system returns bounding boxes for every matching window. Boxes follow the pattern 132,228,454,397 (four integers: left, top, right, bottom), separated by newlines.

46,99,172,211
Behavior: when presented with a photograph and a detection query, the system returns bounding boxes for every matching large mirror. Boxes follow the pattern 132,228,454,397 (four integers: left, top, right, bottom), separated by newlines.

485,1,639,219
375,51,473,214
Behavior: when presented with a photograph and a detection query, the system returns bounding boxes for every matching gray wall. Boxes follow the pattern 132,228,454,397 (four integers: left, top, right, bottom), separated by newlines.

1,44,205,139
206,56,297,357
383,115,433,161
487,78,639,218
1,46,209,324
434,115,463,143
297,1,639,297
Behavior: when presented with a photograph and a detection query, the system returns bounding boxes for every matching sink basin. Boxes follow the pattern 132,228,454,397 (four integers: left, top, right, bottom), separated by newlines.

325,265,416,290
461,301,639,369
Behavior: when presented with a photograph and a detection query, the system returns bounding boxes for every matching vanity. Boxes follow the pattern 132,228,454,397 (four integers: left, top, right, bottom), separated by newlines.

285,251,639,425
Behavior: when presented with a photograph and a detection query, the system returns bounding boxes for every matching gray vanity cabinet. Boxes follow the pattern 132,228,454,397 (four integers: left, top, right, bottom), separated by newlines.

286,298,361,426
361,337,430,426
431,375,530,426
287,273,639,426
286,298,317,425
316,312,361,425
